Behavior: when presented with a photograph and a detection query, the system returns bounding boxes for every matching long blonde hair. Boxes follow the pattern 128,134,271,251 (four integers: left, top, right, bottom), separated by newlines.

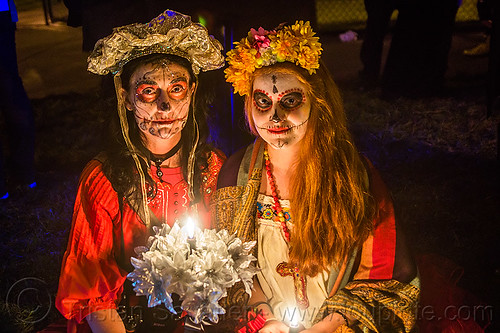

244,62,374,276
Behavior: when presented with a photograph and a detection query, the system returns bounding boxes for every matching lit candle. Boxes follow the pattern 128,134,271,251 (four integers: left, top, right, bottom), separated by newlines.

185,216,195,239
184,216,196,252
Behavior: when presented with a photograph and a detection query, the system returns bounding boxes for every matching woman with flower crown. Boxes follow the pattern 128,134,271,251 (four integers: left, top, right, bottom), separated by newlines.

212,21,419,332
55,10,225,333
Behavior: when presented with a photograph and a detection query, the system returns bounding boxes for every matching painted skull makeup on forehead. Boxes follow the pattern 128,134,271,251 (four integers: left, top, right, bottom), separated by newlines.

251,72,310,149
127,61,194,140
272,75,278,94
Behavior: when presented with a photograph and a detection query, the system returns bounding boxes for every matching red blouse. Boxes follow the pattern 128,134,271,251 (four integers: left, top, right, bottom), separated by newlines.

55,151,224,329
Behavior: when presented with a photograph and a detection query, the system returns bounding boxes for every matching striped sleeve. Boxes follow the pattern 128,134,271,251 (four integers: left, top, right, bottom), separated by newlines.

55,159,126,323
354,160,416,282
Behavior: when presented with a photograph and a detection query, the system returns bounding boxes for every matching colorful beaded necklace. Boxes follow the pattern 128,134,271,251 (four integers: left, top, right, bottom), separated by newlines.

263,147,291,242
263,146,309,309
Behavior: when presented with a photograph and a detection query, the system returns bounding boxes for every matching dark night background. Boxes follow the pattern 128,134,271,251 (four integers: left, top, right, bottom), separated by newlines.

0,1,499,332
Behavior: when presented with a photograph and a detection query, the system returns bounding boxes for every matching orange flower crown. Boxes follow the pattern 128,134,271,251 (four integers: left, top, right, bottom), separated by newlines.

225,21,322,96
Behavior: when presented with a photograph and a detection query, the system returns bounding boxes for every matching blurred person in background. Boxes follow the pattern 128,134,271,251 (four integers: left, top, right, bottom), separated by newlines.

359,0,398,90
464,0,492,56
0,0,36,201
381,0,460,98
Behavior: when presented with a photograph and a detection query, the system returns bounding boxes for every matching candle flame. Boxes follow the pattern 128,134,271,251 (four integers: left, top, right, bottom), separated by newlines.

185,216,195,239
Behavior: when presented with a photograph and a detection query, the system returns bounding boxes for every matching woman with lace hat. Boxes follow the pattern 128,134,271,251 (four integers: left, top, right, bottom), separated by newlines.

212,22,419,332
55,10,225,332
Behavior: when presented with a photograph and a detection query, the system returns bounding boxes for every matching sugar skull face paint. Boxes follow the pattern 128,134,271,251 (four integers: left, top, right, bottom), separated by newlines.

125,60,194,140
251,72,310,149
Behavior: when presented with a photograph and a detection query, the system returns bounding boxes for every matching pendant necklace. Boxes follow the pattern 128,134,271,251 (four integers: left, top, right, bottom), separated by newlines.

263,146,309,309
150,139,182,182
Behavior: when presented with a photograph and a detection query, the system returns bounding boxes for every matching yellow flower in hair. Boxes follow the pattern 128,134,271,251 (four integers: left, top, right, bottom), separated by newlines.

290,21,315,40
297,45,320,74
290,21,321,73
225,44,258,95
270,30,294,62
225,20,322,96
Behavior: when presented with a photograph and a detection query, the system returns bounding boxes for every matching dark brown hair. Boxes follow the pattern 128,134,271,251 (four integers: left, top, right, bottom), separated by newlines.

103,54,211,214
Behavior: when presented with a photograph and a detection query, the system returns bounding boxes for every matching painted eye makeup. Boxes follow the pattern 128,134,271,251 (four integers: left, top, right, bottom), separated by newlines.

279,91,304,110
136,83,160,103
167,80,188,100
253,90,273,111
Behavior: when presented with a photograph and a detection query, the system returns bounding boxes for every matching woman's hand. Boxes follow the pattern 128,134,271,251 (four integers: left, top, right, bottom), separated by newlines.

86,308,125,333
299,327,335,333
300,312,353,333
258,319,290,333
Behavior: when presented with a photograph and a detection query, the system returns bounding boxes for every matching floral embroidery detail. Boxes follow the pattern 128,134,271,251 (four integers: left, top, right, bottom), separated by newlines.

202,151,225,206
283,208,291,221
262,208,274,220
146,176,188,224
256,201,291,223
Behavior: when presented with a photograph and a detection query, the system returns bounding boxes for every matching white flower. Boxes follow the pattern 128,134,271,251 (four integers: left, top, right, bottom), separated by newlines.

127,254,175,311
127,222,257,324
181,288,226,324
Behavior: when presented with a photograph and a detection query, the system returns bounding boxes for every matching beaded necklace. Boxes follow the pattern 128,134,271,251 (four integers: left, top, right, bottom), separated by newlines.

263,148,291,242
263,146,309,309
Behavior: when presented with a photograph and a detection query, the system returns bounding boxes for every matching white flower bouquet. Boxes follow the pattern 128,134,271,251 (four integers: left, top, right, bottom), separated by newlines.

127,222,258,325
